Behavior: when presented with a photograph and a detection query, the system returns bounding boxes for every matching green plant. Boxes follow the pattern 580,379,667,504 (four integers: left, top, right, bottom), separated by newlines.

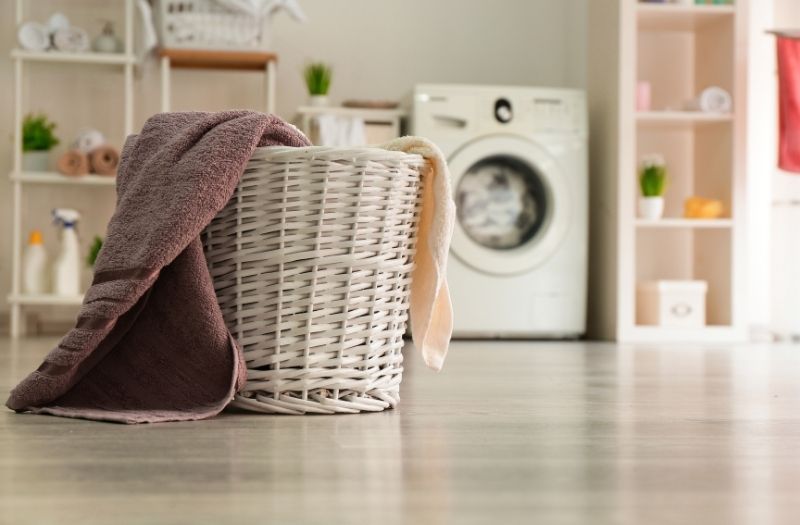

639,155,667,197
22,113,59,152
303,62,332,96
86,236,103,267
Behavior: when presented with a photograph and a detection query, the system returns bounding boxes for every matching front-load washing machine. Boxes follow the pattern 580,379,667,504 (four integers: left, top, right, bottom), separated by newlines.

410,84,588,337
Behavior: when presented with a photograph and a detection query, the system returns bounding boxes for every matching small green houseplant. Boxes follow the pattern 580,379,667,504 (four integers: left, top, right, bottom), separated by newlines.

86,236,104,267
304,62,332,107
638,154,667,220
22,113,59,172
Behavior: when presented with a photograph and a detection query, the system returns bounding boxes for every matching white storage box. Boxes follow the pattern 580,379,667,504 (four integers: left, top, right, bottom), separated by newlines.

636,280,707,328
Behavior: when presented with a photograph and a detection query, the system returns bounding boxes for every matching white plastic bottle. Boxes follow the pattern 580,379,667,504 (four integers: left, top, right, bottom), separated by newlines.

52,208,82,296
22,230,48,295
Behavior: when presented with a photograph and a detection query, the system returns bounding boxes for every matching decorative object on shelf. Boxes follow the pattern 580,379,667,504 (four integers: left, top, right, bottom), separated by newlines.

22,230,49,295
52,26,91,53
47,13,71,33
636,81,652,111
89,145,120,175
343,99,400,110
304,61,332,107
684,196,724,219
51,209,82,297
638,154,667,220
56,150,90,177
685,86,732,113
92,21,122,53
22,113,59,172
17,22,50,51
86,236,104,267
152,0,306,51
637,280,708,328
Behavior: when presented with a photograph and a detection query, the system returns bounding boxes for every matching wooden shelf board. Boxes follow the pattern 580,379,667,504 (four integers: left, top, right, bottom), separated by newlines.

637,111,733,125
296,106,407,120
637,4,735,32
8,294,84,306
10,171,116,187
160,48,278,70
625,325,743,343
636,218,733,228
11,49,135,65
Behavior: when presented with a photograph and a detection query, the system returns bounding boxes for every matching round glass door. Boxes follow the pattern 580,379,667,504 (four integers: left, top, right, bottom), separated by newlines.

448,135,571,276
457,155,549,251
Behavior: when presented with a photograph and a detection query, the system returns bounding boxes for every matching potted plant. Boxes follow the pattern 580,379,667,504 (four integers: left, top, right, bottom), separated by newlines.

22,113,59,172
639,154,667,220
304,62,332,107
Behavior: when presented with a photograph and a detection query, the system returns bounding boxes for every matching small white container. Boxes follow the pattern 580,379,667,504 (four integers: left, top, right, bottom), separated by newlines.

637,280,707,328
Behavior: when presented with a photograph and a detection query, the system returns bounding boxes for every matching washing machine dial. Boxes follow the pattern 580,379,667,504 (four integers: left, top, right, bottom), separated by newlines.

494,98,513,123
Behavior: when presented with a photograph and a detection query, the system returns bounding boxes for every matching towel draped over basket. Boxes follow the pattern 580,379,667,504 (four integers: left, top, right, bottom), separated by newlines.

6,111,455,423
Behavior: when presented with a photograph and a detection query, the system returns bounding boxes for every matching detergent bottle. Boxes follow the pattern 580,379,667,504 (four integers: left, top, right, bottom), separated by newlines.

22,230,48,294
52,208,82,296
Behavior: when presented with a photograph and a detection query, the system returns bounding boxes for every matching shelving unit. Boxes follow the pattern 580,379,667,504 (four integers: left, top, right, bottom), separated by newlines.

8,0,136,337
159,48,278,113
588,0,747,342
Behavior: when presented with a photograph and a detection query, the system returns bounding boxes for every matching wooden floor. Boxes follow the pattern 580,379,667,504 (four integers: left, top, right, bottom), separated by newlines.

1,338,799,525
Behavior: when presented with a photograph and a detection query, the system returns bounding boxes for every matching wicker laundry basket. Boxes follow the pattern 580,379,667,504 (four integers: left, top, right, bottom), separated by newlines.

202,146,425,414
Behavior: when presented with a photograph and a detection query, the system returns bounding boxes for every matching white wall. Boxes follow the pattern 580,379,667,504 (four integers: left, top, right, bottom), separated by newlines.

0,0,587,329
747,0,800,338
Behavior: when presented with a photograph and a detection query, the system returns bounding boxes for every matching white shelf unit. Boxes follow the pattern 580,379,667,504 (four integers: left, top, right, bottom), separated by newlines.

587,0,747,343
8,0,135,338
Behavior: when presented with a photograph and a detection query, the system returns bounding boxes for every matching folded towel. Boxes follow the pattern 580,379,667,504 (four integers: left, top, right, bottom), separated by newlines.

383,137,455,371
72,129,106,154
314,115,366,147
6,111,310,424
56,149,89,176
89,145,120,176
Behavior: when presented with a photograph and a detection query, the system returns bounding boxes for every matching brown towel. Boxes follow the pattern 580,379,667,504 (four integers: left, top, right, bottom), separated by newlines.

56,149,89,176
6,111,310,424
89,145,119,175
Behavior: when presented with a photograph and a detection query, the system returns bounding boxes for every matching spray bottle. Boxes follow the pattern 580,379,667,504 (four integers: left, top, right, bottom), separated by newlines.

52,208,81,296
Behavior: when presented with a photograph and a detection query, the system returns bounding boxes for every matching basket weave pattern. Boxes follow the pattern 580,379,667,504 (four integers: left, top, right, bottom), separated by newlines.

202,147,424,414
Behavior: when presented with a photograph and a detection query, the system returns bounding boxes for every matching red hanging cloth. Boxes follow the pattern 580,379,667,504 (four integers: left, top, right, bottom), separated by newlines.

777,36,800,173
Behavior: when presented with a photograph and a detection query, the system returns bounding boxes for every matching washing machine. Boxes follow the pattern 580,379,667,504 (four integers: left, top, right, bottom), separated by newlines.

410,84,588,338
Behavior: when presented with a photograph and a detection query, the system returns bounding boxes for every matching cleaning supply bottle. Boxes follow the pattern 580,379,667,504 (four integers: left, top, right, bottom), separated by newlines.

22,230,48,295
52,208,82,296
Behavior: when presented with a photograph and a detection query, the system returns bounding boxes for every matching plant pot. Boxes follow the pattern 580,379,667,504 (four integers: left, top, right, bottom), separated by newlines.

308,95,329,107
22,150,50,172
638,196,665,220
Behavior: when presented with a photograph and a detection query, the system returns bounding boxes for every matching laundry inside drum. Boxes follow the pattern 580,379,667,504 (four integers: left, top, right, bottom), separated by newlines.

456,155,549,250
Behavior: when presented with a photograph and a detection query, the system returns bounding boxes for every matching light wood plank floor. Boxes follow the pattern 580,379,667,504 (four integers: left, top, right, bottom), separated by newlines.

1,338,800,525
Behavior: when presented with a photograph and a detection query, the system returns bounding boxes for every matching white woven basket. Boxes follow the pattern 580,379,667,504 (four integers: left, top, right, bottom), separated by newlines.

153,0,268,51
202,146,425,414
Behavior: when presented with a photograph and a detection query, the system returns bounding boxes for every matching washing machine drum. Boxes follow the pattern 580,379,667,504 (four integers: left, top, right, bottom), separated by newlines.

449,135,571,276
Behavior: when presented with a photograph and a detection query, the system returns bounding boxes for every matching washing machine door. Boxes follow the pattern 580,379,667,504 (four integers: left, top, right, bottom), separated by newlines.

449,134,571,276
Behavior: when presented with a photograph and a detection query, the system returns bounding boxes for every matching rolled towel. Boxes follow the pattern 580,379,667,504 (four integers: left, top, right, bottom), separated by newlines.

685,87,732,114
57,150,89,176
89,145,119,176
71,129,106,154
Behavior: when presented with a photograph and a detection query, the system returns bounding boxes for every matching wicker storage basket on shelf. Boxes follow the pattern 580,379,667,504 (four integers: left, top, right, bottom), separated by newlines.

154,0,269,51
202,146,425,414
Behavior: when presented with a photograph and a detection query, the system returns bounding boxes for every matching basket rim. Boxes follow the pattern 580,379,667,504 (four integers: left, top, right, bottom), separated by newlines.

251,145,426,164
